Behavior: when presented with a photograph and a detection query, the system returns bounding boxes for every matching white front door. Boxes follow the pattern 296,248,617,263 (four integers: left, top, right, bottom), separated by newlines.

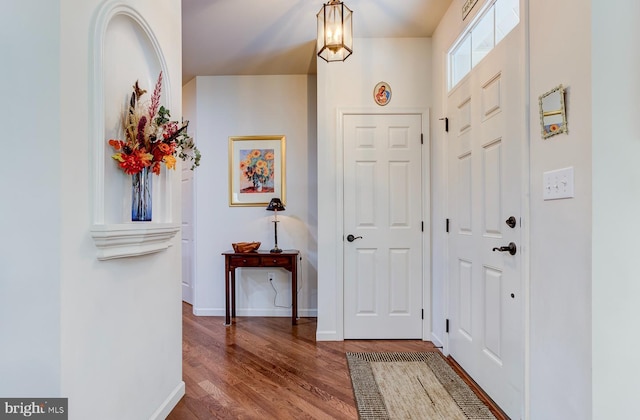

446,23,525,418
343,113,424,339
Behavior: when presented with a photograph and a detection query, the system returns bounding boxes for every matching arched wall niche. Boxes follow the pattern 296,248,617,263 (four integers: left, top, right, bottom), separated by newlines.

90,1,179,260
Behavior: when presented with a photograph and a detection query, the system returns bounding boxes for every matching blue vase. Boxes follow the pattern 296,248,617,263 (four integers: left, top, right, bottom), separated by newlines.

132,166,152,221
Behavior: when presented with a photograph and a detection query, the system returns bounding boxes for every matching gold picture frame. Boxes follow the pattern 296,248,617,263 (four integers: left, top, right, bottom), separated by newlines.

228,135,286,207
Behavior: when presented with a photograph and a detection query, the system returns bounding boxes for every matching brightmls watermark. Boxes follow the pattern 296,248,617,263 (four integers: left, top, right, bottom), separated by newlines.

0,399,67,419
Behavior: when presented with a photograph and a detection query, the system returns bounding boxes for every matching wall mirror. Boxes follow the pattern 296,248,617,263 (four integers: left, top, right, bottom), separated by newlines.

539,84,568,139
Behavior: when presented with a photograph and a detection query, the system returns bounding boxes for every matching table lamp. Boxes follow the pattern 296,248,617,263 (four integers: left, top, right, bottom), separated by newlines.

266,198,285,253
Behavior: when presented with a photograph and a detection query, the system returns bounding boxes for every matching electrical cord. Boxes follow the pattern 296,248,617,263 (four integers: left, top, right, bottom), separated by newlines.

269,254,303,309
269,277,290,308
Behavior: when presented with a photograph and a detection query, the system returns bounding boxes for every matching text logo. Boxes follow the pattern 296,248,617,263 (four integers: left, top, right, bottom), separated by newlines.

0,399,67,419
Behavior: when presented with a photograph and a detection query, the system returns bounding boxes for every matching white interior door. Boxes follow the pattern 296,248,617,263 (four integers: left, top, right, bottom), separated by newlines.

343,113,423,339
181,165,195,304
446,24,524,418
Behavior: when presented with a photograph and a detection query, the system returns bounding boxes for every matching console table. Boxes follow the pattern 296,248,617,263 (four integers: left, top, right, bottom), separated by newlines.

222,250,300,326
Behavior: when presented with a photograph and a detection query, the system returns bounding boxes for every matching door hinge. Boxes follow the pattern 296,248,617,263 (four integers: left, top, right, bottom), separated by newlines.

421,221,424,232
446,319,450,333
421,309,424,320
421,133,424,144
439,117,449,132
446,218,450,233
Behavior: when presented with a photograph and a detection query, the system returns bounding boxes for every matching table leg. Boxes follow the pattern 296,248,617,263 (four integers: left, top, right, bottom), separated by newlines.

224,267,231,326
231,269,236,319
292,256,298,325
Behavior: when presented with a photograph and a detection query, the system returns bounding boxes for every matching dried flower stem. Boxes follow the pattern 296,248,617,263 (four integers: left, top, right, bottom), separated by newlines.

149,71,162,120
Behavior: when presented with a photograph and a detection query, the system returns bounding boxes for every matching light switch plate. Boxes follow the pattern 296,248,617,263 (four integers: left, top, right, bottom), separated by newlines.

543,167,574,200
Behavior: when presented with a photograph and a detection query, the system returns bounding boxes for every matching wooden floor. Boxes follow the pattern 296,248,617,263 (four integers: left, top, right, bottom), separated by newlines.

168,303,507,419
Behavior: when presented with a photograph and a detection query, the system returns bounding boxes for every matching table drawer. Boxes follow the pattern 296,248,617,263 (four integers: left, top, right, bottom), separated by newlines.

260,256,292,267
229,256,261,266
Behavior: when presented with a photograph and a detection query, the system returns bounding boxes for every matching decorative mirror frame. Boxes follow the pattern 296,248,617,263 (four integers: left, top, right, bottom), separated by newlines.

539,84,568,139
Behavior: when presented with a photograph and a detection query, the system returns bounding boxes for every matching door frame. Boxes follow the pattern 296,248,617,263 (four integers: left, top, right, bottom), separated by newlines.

336,108,431,340
441,1,531,415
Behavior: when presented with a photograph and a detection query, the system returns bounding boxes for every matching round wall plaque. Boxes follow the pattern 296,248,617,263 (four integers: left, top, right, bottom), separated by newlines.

374,81,391,106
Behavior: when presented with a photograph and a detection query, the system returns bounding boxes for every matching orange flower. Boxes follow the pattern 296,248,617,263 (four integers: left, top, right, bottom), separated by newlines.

108,139,124,150
157,143,172,154
117,150,153,175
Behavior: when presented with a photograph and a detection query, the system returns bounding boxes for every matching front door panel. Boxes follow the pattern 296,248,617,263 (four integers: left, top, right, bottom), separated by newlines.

447,22,524,418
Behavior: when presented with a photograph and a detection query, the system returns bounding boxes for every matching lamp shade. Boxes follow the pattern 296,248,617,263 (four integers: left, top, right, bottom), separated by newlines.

317,0,353,62
266,198,285,212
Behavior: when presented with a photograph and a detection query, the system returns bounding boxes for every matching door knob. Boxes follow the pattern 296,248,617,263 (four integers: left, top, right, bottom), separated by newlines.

346,234,363,242
492,242,517,255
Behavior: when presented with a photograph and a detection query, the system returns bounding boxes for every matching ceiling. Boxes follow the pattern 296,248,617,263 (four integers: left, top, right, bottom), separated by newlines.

182,0,454,84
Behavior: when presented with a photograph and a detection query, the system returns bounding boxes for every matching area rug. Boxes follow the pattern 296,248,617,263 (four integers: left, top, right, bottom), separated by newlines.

346,352,496,420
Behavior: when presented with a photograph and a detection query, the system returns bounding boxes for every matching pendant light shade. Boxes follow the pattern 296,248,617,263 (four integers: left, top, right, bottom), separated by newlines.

317,0,353,62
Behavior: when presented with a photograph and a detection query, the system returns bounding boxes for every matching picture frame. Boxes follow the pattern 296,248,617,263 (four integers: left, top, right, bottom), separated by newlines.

228,135,286,207
373,81,392,106
539,84,568,139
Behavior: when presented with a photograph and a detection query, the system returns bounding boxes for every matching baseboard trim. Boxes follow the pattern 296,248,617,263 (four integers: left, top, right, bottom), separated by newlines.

431,332,444,350
149,380,185,420
316,330,342,341
193,307,222,316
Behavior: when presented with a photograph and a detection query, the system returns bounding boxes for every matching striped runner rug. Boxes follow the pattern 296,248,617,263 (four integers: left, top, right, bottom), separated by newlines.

346,352,497,420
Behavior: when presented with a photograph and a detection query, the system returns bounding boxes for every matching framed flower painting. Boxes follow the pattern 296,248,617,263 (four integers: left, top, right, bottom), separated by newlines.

228,135,286,206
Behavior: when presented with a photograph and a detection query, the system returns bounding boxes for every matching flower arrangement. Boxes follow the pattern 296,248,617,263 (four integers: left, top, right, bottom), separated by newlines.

108,71,200,175
240,149,274,190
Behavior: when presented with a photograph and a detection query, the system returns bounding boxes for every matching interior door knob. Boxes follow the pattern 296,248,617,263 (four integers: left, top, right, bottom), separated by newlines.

346,234,363,242
492,242,517,255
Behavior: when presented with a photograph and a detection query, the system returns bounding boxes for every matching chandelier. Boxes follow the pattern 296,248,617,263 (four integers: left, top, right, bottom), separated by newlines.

316,0,353,62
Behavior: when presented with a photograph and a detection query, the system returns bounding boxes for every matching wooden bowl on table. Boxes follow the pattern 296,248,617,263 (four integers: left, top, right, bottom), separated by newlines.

232,242,261,253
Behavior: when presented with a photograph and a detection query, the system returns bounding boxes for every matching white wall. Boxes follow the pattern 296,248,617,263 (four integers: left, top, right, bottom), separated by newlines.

0,0,62,396
316,38,432,340
186,75,318,317
1,1,184,419
592,1,640,418
528,1,592,418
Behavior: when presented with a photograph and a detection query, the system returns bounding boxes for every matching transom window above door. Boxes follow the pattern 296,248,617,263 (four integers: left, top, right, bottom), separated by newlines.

448,0,519,91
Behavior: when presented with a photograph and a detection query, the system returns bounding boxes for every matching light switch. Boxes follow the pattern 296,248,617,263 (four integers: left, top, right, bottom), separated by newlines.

543,167,574,200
